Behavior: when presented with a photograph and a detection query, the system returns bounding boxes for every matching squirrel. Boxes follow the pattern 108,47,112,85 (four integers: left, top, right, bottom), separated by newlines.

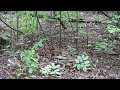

43,45,54,56
43,44,62,56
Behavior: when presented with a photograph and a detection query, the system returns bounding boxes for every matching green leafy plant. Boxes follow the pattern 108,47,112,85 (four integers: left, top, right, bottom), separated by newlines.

2,34,11,41
15,69,24,77
15,39,45,74
94,41,108,51
10,39,45,76
32,39,44,50
78,29,93,36
20,49,39,74
40,63,61,76
107,24,120,33
67,46,76,53
73,52,90,72
78,29,88,35
112,14,120,23
13,11,41,37
94,38,116,52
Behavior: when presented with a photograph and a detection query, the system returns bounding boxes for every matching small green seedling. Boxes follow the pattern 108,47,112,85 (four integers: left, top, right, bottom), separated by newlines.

73,52,91,72
40,63,61,76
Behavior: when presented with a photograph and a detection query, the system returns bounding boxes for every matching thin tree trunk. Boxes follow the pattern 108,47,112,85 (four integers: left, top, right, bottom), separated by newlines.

16,15,19,43
59,11,62,54
75,11,79,53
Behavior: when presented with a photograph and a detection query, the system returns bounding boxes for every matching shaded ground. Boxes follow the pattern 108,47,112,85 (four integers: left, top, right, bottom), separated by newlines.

1,51,120,79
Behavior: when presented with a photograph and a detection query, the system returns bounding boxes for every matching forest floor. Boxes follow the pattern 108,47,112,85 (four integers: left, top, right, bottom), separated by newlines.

0,11,120,79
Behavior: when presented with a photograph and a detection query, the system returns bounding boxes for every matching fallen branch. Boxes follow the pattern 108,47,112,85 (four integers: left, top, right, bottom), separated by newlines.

0,17,24,34
100,11,112,20
35,14,120,27
0,17,31,40
66,19,112,24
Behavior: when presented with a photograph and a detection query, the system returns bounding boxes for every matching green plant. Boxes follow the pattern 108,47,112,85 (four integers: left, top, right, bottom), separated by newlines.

107,24,120,33
94,38,116,52
40,63,61,76
13,11,41,37
78,29,88,35
20,49,39,74
15,69,24,77
1,34,11,41
67,46,76,53
112,14,120,23
78,29,93,36
15,39,45,74
73,52,90,72
94,41,108,51
32,39,44,50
